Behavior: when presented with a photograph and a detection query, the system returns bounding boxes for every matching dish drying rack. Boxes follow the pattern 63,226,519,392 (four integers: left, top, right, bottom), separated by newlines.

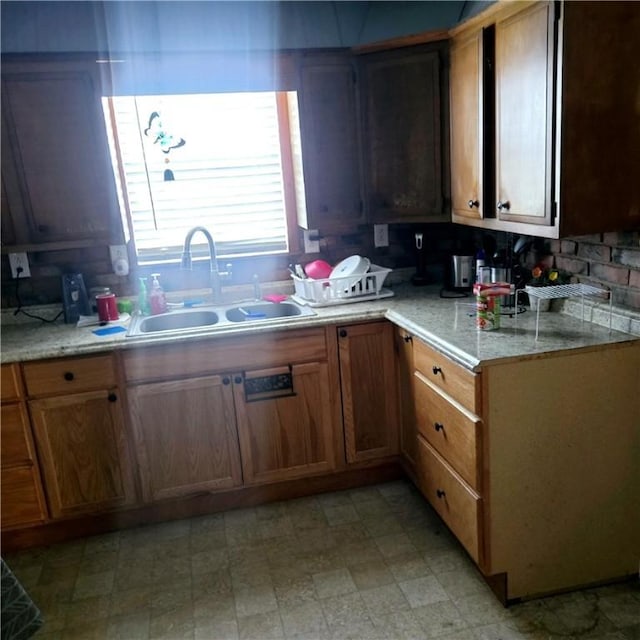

291,264,393,307
517,283,612,340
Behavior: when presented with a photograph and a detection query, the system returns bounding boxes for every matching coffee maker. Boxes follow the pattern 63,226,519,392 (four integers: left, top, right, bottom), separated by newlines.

449,255,474,290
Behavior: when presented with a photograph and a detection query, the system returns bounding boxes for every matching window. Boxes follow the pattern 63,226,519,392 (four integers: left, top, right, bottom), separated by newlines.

103,92,302,265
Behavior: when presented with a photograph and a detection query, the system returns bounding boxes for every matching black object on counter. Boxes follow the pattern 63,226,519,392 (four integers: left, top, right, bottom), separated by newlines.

411,232,429,286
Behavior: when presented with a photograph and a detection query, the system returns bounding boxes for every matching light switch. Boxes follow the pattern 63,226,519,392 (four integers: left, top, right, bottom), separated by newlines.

303,230,320,254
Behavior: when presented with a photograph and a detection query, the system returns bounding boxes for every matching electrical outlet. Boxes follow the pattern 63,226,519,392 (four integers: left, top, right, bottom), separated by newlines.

8,252,30,278
374,224,389,248
303,230,320,254
109,244,129,276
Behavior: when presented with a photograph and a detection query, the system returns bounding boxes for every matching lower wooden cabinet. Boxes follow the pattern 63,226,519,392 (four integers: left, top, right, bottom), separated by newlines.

128,375,243,502
29,388,136,518
338,322,399,463
234,362,338,485
1,398,47,529
124,327,343,500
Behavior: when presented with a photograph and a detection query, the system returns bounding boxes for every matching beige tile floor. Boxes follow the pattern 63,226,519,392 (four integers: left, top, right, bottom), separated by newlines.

5,480,639,640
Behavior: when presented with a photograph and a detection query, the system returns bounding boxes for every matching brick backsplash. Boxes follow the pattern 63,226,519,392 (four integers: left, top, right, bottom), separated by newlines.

549,231,640,310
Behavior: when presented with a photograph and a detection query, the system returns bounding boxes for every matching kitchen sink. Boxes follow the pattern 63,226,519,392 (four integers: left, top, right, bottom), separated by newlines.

131,309,220,335
127,301,315,337
225,302,315,323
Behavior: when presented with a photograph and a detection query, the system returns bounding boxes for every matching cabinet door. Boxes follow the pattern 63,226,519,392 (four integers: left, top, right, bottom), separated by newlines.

234,363,337,485
394,328,417,471
450,30,484,221
1,402,48,529
1,59,122,245
360,46,445,223
30,389,136,518
128,375,242,502
339,322,398,463
297,53,364,231
495,2,555,226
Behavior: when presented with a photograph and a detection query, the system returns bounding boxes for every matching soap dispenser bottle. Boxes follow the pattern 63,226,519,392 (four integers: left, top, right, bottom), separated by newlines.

138,277,150,316
149,273,168,315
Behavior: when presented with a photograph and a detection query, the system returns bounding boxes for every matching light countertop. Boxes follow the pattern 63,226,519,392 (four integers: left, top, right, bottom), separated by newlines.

2,284,638,371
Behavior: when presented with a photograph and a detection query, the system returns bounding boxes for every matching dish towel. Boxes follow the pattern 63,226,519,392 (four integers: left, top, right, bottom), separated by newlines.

1,558,43,640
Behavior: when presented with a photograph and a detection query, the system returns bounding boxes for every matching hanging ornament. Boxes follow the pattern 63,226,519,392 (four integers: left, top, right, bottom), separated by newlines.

144,111,186,153
163,157,175,182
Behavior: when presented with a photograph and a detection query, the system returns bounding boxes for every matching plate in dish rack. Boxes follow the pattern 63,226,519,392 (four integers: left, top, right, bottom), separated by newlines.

330,255,371,290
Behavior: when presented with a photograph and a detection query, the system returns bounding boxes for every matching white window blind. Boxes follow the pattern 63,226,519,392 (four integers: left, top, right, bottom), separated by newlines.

105,92,290,264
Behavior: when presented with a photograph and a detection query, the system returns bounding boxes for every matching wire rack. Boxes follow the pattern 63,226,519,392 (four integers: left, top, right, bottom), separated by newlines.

516,283,612,340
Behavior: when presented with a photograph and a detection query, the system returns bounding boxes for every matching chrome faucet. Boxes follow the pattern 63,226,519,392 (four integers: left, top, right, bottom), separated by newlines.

181,226,231,303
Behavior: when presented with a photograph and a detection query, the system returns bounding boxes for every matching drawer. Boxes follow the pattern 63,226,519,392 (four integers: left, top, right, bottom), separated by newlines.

124,327,328,383
23,354,116,397
414,372,481,490
1,364,22,402
413,339,480,412
1,403,35,467
416,435,481,564
1,467,47,529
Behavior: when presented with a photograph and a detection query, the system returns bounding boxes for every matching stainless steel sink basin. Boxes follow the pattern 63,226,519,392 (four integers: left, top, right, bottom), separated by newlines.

127,301,315,337
132,309,220,334
225,302,315,323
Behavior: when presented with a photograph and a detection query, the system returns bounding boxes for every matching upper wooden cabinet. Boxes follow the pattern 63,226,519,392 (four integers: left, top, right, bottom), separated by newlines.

1,58,123,248
450,0,640,238
296,52,365,232
358,44,449,224
450,29,490,221
494,2,554,228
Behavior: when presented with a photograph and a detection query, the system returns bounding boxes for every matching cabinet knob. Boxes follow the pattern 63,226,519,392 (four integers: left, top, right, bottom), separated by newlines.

234,375,243,384
403,334,412,343
339,329,348,338
63,371,75,381
222,377,230,385
467,199,479,209
497,200,511,211
432,366,442,376
108,393,117,402
436,489,446,499
434,422,444,432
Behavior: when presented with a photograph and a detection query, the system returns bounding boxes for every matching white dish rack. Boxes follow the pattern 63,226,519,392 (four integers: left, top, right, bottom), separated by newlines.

291,264,393,307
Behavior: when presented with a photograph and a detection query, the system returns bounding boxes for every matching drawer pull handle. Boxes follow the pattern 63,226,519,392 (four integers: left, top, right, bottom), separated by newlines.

63,372,75,381
403,334,412,343
434,422,444,432
108,393,117,403
432,366,442,376
436,489,446,499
